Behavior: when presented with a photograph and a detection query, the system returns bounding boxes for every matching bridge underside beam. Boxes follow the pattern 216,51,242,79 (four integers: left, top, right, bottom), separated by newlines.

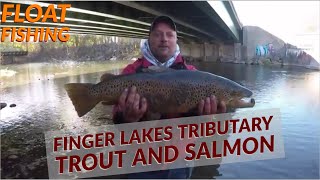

193,1,241,43
1,1,201,42
113,1,221,42
0,27,149,40
1,0,241,44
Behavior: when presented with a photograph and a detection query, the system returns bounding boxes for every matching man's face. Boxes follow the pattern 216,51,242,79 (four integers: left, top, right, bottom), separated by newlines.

149,22,177,62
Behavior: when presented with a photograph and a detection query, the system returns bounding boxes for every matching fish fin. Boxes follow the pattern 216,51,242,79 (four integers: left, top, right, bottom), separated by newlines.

101,101,109,106
101,100,115,106
142,66,175,73
64,83,100,117
100,73,117,82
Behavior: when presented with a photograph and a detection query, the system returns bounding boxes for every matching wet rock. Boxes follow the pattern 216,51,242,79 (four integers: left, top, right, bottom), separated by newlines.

8,155,18,159
259,58,272,65
1,103,7,109
15,173,21,178
8,148,20,153
10,104,16,107
19,164,29,177
27,161,39,171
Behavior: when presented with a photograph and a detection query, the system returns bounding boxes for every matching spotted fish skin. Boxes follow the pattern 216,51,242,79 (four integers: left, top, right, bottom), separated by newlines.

65,70,254,117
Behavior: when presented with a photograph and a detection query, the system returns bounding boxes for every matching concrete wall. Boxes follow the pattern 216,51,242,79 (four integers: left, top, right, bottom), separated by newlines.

243,26,285,62
0,56,14,65
179,42,232,62
181,26,290,64
179,42,192,57
190,43,203,58
178,26,319,70
179,42,204,61
234,43,242,61
243,25,319,70
203,43,218,61
220,44,234,62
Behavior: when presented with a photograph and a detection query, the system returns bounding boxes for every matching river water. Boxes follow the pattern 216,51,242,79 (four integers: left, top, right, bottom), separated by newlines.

0,61,319,179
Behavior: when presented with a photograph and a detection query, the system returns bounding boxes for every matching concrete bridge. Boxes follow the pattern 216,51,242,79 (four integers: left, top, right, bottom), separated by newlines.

0,47,28,64
1,0,243,62
1,51,28,56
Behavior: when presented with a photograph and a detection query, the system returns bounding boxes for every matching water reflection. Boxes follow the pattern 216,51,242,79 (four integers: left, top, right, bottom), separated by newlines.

192,62,319,179
0,61,126,88
1,61,319,178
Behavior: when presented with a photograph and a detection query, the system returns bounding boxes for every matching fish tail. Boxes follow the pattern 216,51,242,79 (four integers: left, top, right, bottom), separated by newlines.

64,83,100,117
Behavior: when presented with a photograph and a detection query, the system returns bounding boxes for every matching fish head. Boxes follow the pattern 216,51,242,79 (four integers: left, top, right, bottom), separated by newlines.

230,86,253,98
218,82,255,109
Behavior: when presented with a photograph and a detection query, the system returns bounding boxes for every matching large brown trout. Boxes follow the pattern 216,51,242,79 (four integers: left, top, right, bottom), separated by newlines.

65,69,255,117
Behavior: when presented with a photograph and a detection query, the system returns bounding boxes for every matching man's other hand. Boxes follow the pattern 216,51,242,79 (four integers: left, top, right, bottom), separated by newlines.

198,95,227,115
118,86,148,123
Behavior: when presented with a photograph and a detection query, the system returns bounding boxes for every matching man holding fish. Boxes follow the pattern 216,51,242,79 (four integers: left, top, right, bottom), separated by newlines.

65,16,255,179
112,16,227,124
111,15,226,179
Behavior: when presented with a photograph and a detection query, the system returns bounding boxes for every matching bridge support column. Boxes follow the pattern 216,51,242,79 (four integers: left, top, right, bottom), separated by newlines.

180,41,222,62
203,42,219,62
234,43,242,63
179,42,202,62
217,43,236,62
203,43,207,61
218,43,223,61
180,41,244,63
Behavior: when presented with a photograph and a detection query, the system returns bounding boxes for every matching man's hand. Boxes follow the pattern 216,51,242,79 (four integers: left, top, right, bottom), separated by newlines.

198,95,227,115
117,86,148,123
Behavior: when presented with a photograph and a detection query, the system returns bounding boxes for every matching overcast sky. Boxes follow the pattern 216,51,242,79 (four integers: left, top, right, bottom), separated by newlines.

233,1,320,44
